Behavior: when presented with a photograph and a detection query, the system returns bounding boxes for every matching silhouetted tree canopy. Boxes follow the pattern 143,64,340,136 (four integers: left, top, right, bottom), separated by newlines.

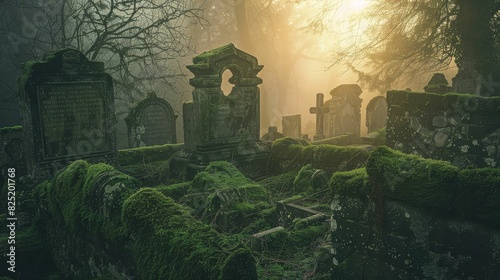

1,0,204,103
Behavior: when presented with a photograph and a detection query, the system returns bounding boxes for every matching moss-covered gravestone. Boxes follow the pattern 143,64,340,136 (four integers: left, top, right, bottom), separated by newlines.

323,84,362,139
184,44,262,154
125,91,177,148
424,73,452,94
181,44,268,178
18,49,116,178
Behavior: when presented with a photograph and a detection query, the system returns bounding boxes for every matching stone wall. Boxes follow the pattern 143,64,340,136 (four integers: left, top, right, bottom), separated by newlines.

328,146,500,279
330,197,500,279
387,90,500,168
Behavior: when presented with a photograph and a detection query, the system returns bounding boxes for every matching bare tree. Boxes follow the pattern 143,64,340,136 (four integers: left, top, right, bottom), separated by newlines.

1,0,205,105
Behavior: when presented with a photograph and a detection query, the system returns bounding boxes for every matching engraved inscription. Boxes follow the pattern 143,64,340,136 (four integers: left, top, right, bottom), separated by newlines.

38,82,110,159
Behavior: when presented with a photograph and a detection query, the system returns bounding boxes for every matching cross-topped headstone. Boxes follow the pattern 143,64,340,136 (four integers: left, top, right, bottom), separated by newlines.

309,93,330,141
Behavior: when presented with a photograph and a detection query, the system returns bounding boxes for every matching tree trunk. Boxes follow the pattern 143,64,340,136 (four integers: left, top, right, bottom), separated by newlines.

455,0,499,78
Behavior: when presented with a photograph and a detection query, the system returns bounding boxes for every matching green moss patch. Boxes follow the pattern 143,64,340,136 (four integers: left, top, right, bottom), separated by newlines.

366,146,459,213
0,125,22,134
312,134,353,146
118,143,183,166
39,160,139,241
122,188,257,280
330,168,370,199
188,161,270,232
292,164,328,195
271,137,371,173
270,137,310,160
156,181,192,200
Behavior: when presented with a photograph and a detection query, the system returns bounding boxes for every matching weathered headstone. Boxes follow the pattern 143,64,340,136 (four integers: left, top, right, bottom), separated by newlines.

282,115,301,138
452,59,481,95
323,84,362,138
183,44,264,167
261,126,285,142
452,59,500,96
309,93,330,141
366,96,387,133
125,92,177,148
424,73,452,94
18,49,116,178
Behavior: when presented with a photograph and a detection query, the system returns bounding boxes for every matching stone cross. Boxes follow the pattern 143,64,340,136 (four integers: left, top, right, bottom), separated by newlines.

309,93,330,141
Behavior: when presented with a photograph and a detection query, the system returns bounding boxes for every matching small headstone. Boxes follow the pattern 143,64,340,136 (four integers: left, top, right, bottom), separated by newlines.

424,73,452,94
125,92,177,148
261,126,285,142
18,49,116,178
309,93,330,141
323,84,362,138
366,96,388,133
282,115,301,138
452,60,480,95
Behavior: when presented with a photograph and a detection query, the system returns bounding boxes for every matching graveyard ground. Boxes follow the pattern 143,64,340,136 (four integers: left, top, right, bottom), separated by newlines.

1,134,499,279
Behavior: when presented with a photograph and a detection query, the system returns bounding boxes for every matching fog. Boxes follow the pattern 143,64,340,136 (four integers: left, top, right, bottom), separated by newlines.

0,0,459,144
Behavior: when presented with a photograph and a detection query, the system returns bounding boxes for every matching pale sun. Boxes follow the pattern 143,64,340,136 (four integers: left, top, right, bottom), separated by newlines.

349,0,370,11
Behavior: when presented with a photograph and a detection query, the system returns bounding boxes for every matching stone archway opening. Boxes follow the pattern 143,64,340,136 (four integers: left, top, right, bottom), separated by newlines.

221,68,233,96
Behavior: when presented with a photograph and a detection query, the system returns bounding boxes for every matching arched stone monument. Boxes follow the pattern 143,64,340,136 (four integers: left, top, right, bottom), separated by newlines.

125,92,177,148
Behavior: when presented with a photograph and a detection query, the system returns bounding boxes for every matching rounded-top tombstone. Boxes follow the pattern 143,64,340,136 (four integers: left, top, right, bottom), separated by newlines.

366,95,388,133
125,92,177,148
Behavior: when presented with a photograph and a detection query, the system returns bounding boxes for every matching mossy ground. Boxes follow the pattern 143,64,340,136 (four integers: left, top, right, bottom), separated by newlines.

34,160,260,279
271,137,371,174
18,139,500,279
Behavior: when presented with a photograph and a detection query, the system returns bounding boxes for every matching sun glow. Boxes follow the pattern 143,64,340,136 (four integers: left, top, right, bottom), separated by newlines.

349,0,370,11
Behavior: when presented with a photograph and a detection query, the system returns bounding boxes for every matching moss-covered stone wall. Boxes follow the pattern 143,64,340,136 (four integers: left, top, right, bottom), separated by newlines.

270,137,371,174
387,90,500,168
35,160,257,279
329,146,500,279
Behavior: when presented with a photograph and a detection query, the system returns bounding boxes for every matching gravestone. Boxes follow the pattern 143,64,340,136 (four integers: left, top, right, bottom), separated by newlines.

125,92,177,148
261,126,285,142
18,49,116,178
282,115,301,138
309,93,330,141
424,73,452,94
452,59,481,95
182,44,265,173
366,96,387,133
323,84,362,138
452,59,500,96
